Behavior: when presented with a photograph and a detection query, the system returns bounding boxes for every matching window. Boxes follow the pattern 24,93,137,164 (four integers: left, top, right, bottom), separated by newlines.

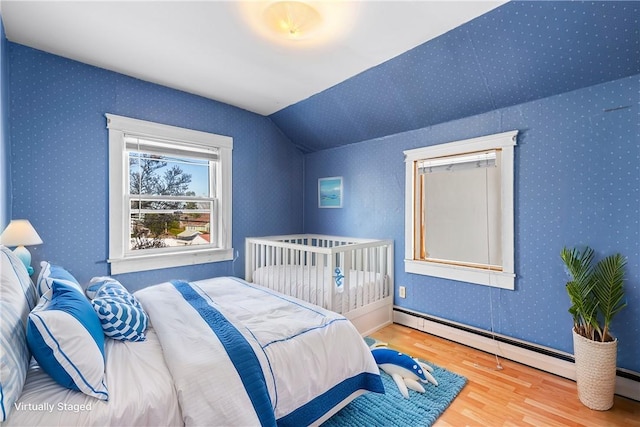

106,114,233,274
404,131,517,290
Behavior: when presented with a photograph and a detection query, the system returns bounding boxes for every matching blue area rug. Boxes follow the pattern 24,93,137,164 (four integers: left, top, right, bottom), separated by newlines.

322,357,467,427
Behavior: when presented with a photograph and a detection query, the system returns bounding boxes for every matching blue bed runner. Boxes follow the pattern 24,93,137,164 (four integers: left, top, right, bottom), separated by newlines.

171,280,276,427
277,372,384,427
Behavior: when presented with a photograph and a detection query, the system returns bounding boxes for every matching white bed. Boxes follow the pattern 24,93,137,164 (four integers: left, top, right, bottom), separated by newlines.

1,244,384,427
135,277,383,426
246,235,394,335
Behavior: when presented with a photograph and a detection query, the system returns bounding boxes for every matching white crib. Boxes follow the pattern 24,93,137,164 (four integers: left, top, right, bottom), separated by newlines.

245,234,394,336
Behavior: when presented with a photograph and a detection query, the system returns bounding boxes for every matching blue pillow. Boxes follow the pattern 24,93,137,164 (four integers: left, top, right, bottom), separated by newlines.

26,281,108,400
90,277,148,342
36,261,83,297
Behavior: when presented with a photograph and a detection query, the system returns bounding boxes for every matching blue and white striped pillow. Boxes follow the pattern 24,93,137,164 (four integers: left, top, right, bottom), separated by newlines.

26,281,108,401
90,278,148,342
0,245,38,422
36,261,83,297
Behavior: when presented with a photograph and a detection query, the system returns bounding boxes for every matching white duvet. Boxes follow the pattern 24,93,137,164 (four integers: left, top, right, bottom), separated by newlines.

134,276,383,427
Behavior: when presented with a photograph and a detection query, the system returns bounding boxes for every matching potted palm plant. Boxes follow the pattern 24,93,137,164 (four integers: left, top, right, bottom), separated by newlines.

560,246,627,410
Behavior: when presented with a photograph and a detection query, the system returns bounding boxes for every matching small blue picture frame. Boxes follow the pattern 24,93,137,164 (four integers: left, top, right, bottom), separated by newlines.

318,177,343,208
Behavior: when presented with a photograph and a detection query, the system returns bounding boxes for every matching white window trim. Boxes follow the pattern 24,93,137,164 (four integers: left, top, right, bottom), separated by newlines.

404,130,517,290
106,113,233,274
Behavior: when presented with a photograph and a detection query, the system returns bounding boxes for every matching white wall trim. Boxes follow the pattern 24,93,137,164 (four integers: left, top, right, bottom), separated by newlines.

106,113,233,148
393,307,640,402
404,259,515,290
108,248,234,274
105,113,233,274
403,130,517,290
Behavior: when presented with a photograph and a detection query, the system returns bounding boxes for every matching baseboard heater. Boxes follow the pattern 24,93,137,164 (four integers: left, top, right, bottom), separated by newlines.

393,307,640,402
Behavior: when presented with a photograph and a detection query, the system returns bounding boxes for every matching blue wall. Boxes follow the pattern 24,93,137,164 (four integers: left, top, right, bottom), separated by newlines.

304,75,640,372
271,0,640,152
0,17,9,229
8,43,304,291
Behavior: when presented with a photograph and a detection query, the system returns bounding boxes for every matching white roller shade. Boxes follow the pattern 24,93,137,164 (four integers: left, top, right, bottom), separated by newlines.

125,135,219,160
418,150,496,174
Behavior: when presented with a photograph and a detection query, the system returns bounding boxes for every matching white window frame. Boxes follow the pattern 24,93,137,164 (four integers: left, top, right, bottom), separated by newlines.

106,113,233,274
404,130,517,290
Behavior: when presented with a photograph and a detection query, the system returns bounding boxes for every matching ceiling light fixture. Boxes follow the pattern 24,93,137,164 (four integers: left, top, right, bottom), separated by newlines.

262,1,323,41
239,0,358,47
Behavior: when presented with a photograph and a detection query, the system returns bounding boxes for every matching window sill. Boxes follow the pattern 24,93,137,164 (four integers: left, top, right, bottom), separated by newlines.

108,248,234,274
404,259,515,290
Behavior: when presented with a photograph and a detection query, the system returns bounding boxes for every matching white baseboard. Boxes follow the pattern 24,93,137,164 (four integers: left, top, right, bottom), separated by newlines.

393,307,640,402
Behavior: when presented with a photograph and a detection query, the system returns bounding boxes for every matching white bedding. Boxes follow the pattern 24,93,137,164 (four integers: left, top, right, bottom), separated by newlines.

252,265,386,312
5,327,182,426
6,276,381,427
135,276,383,427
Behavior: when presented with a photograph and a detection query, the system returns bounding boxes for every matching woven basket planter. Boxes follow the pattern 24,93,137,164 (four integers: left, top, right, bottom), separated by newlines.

572,328,617,410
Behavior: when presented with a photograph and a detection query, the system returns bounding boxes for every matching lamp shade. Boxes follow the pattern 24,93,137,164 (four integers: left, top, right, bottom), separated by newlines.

0,219,43,247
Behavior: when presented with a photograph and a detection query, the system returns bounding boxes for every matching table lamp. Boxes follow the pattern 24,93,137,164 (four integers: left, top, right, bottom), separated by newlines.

0,219,43,275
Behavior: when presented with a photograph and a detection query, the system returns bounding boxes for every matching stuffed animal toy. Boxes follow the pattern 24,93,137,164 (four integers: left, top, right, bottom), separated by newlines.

371,347,438,399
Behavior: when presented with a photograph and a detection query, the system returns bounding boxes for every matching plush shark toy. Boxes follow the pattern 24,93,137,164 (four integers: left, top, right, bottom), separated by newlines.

371,347,438,399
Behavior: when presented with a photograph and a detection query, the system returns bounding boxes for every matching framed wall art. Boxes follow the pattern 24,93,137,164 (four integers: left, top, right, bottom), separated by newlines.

318,176,343,208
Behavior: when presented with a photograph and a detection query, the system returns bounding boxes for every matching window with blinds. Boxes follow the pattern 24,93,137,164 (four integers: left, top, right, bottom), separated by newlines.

404,131,517,290
107,114,233,274
416,150,502,269
126,136,217,253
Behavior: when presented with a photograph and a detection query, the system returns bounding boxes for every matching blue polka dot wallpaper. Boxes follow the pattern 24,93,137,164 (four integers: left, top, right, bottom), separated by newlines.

7,43,304,291
304,75,639,372
272,1,640,152
0,18,9,229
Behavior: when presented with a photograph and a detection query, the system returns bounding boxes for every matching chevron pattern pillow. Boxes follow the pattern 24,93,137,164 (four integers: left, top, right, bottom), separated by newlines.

90,278,148,342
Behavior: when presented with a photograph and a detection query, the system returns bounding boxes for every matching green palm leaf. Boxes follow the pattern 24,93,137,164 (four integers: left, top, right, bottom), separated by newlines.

561,246,627,342
561,246,594,284
593,253,627,342
561,247,598,338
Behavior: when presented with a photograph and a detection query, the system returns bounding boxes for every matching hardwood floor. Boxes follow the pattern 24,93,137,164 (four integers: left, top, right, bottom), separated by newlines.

370,323,640,427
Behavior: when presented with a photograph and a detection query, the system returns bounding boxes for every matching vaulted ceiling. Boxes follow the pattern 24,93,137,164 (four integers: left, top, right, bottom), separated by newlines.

2,1,639,153
271,1,640,152
0,0,504,115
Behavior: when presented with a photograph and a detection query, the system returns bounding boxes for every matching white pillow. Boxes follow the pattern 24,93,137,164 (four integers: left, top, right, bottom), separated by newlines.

89,277,149,342
26,281,109,401
0,246,38,422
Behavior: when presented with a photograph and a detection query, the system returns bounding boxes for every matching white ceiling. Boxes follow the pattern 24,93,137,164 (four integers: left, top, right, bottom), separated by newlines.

0,1,505,115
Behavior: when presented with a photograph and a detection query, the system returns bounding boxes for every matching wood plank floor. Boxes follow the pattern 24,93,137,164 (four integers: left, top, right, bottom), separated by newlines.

370,323,640,427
